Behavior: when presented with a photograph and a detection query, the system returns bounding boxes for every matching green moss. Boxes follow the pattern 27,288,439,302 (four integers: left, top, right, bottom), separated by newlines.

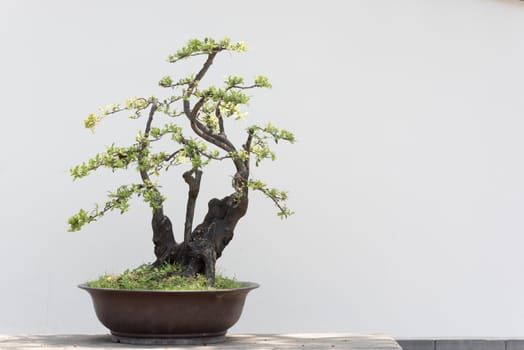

87,264,244,291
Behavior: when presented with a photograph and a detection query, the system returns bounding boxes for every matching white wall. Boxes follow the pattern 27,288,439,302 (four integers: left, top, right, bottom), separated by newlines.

1,0,524,338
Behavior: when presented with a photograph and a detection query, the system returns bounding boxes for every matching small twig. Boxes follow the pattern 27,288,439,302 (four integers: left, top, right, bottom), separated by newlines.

216,102,225,134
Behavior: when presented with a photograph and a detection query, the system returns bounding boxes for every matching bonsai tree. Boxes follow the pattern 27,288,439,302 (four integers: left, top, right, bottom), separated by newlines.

68,38,295,285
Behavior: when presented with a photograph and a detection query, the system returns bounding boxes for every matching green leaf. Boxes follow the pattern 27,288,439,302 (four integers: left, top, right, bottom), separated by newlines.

158,75,173,88
84,114,100,129
254,75,272,88
167,38,247,63
125,97,148,110
226,75,244,87
247,179,293,219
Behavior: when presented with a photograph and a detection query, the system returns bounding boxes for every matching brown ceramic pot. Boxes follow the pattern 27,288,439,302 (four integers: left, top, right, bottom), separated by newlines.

79,282,259,345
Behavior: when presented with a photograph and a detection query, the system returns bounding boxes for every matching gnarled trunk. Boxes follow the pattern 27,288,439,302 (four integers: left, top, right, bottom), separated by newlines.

151,192,247,284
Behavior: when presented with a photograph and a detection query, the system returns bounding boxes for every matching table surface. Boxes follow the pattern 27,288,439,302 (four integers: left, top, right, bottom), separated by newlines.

0,333,402,350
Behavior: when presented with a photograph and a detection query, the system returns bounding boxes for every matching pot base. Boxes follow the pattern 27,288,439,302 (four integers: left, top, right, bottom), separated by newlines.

111,332,226,345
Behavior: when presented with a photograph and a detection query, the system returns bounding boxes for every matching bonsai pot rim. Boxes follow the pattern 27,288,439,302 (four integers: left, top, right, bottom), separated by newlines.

78,281,259,293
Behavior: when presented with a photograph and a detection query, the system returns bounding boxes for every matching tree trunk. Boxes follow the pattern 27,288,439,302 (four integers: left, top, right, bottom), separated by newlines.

151,208,177,267
151,192,248,284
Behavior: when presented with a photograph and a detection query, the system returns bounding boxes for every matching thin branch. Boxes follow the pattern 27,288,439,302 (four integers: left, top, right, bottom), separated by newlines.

165,82,191,89
138,102,164,215
182,52,236,152
148,149,184,173
190,97,206,120
216,102,225,134
228,84,257,90
144,100,158,137
183,100,191,119
182,52,218,131
190,119,235,152
164,149,184,163
257,188,288,214
189,97,232,148
88,183,145,222
198,150,231,161
162,95,183,107
99,106,126,116
127,100,152,118
193,52,218,90
180,52,250,185
244,129,254,152
166,111,185,118
169,52,212,63
243,129,254,170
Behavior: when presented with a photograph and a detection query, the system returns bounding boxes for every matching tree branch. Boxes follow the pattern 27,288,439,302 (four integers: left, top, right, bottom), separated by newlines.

165,149,183,163
229,84,257,90
193,52,218,90
168,51,213,63
181,52,250,192
243,129,254,170
186,99,236,152
139,101,158,185
216,102,225,134
144,100,157,137
182,52,217,124
181,53,238,153
190,97,206,120
190,118,235,152
183,168,203,242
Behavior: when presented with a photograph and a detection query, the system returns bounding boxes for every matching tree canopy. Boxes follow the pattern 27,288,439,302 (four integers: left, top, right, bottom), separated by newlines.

68,38,294,233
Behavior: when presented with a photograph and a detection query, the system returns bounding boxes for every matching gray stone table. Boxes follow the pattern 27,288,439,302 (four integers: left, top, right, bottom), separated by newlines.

0,333,401,350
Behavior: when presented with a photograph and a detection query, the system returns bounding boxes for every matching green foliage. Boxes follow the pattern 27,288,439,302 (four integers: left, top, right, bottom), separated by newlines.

70,144,142,179
202,113,220,132
246,123,295,166
158,75,173,88
142,187,166,209
88,263,244,290
166,37,246,63
225,75,244,87
175,74,195,87
67,183,166,232
68,209,91,232
98,103,121,116
197,90,250,123
248,179,294,218
254,75,272,88
71,37,295,231
84,114,100,129
257,123,296,143
148,123,183,142
230,149,250,162
125,97,149,110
